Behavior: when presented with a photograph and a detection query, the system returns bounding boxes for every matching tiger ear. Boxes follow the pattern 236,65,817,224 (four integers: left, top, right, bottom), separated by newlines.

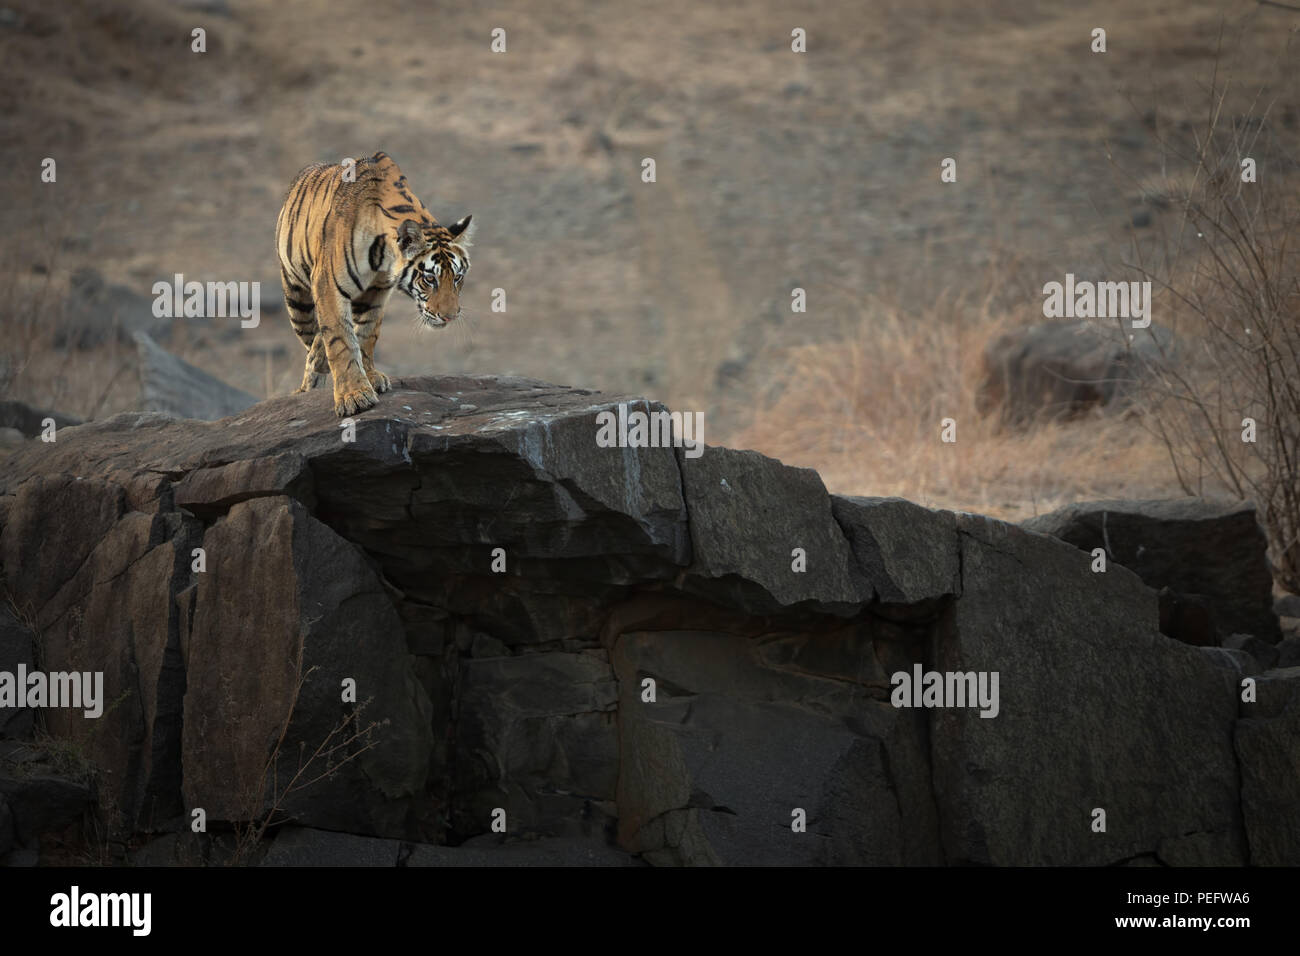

397,219,427,258
446,214,474,245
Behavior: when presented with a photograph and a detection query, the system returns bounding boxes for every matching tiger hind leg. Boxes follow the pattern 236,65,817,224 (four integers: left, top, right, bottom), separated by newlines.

295,333,331,393
282,279,329,394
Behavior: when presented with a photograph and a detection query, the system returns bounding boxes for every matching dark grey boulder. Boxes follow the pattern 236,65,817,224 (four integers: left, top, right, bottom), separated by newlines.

1234,667,1300,865
678,446,870,615
935,513,1245,865
977,319,1173,425
610,625,940,865
134,331,259,421
450,651,619,841
181,496,435,838
831,495,960,607
1023,498,1280,644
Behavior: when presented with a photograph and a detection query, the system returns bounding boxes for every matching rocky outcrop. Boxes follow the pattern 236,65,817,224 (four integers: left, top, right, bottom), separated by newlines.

1234,667,1300,866
0,375,1294,865
1022,498,1280,645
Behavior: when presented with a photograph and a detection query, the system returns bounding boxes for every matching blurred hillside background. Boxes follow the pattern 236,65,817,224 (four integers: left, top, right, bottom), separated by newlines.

1,0,1298,526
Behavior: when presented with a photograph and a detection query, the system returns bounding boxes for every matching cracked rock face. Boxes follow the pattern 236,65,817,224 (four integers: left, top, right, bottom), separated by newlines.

0,376,1292,864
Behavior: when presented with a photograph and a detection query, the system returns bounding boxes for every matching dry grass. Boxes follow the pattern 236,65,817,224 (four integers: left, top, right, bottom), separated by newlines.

733,282,1181,521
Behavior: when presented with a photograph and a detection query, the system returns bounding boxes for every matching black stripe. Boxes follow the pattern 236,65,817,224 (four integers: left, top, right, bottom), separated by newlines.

289,183,310,222
352,301,376,315
286,298,315,313
385,204,417,214
335,277,356,300
285,185,310,238
344,239,364,291
281,185,311,267
368,235,386,272
280,267,307,295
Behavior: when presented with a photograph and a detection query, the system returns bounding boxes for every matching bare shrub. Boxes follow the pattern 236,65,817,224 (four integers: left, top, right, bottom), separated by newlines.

1118,42,1300,592
228,629,383,865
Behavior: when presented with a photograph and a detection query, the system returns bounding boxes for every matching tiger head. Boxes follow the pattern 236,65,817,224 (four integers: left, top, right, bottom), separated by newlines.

396,216,473,328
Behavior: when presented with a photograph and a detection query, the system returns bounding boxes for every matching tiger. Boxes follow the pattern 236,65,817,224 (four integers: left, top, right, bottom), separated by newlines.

274,151,473,417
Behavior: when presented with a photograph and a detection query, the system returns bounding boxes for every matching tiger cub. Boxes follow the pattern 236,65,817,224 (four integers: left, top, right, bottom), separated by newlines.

274,151,473,417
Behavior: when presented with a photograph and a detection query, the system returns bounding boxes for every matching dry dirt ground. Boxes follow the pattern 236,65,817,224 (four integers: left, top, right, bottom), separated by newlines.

1,0,1297,517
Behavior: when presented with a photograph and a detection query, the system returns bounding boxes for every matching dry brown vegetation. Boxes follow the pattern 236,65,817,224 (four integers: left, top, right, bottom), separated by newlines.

733,280,1182,522
1115,39,1300,590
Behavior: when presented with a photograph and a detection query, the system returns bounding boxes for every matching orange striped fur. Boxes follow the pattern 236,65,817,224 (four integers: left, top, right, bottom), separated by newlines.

274,151,473,416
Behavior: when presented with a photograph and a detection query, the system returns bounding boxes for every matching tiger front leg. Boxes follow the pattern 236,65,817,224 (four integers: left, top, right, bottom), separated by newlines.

351,289,391,395
312,280,378,417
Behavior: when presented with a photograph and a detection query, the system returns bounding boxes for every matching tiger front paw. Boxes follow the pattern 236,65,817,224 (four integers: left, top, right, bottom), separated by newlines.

334,381,379,417
367,369,391,393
